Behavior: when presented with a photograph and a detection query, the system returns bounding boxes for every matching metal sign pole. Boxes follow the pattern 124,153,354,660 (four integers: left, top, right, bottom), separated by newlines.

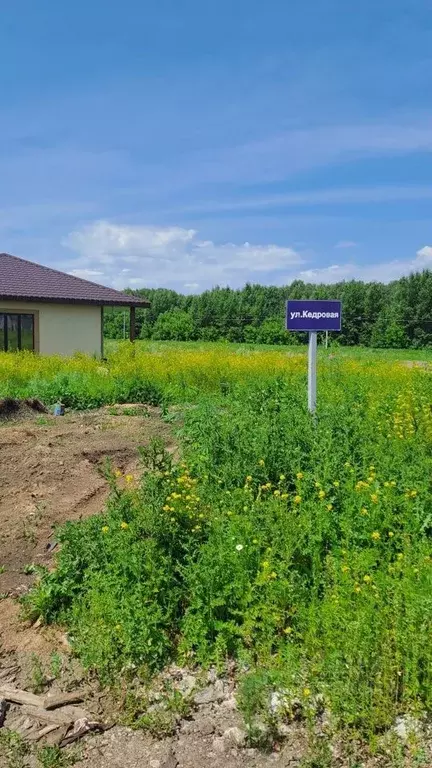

308,332,317,414
285,299,341,415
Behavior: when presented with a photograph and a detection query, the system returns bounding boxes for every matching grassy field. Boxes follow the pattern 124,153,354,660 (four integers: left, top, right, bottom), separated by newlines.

1,341,432,751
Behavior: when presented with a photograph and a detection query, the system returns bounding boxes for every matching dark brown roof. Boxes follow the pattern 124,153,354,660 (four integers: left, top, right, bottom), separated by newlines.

0,253,149,307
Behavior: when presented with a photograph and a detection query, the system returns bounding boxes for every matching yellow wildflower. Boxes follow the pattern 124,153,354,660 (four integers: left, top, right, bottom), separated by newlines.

371,531,381,541
360,507,369,516
114,469,122,477
370,493,378,504
326,503,333,511
274,489,281,497
246,475,253,483
294,495,302,504
388,531,394,538
303,688,311,697
279,474,286,481
101,525,109,534
363,574,372,583
258,459,265,466
120,521,129,530
296,472,304,480
318,489,326,499
125,474,134,483
333,480,340,488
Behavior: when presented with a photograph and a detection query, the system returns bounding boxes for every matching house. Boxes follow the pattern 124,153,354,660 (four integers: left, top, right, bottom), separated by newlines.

0,253,149,356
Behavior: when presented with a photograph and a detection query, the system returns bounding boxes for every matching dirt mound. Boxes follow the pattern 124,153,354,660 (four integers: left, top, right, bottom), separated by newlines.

0,405,174,601
0,397,48,422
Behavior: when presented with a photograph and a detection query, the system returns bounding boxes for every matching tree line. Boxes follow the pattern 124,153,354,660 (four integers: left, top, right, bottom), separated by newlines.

103,269,432,347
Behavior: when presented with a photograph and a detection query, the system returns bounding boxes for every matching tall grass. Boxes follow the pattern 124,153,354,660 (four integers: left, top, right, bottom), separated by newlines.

9,343,432,738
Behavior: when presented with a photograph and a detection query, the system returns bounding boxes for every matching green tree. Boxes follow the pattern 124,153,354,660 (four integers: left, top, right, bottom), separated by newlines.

152,309,196,341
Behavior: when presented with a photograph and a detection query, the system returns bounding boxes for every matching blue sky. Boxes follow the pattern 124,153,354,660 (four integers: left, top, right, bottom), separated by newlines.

1,0,432,291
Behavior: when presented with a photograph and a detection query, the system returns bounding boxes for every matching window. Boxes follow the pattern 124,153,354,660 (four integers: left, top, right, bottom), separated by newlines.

0,313,34,351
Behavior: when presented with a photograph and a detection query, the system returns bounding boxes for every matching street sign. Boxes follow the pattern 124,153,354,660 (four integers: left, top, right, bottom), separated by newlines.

286,300,342,332
285,300,342,413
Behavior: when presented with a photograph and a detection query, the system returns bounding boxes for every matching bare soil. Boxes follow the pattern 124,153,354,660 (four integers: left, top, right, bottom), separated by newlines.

0,404,174,636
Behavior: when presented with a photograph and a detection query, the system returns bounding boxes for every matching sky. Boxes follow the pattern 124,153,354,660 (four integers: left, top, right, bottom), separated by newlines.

1,0,432,293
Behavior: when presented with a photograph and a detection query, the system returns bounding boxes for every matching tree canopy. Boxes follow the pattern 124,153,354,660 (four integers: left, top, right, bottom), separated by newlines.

104,270,432,348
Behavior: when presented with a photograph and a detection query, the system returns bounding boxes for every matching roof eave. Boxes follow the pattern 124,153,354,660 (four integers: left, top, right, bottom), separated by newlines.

0,294,150,308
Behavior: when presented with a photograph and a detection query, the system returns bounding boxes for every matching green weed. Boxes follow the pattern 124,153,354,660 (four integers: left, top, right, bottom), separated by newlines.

49,652,63,679
28,654,47,694
0,730,30,768
22,564,37,575
37,745,78,768
21,352,432,744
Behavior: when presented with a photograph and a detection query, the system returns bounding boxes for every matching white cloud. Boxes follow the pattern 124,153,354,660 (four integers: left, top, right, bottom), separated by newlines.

63,220,304,290
68,268,104,278
297,246,432,284
335,240,357,249
62,221,432,291
415,245,432,265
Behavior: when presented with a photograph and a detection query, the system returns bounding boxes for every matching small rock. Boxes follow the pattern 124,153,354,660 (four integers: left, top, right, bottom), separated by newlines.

270,690,289,714
212,736,226,754
221,694,237,711
194,679,225,705
180,718,215,736
393,715,422,742
197,719,215,736
177,674,196,696
222,726,247,749
161,750,178,768
150,760,161,768
207,667,218,684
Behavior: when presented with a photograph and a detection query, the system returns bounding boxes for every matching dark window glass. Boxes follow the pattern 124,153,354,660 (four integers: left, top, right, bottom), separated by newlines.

0,313,35,351
7,314,19,351
20,314,34,351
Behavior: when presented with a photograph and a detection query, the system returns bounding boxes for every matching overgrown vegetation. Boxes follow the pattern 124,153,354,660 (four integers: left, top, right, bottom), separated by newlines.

105,270,432,347
20,345,432,745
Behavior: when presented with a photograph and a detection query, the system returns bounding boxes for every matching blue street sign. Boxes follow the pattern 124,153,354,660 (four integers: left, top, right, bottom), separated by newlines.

286,300,342,332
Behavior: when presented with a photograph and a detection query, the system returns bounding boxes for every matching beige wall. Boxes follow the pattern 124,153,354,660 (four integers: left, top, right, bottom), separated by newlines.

0,301,102,356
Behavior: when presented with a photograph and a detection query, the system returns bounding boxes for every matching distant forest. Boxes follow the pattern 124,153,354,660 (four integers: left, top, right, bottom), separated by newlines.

104,270,432,348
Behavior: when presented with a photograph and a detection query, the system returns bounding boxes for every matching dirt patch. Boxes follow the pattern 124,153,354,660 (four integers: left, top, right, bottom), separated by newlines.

0,398,48,423
0,404,174,625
